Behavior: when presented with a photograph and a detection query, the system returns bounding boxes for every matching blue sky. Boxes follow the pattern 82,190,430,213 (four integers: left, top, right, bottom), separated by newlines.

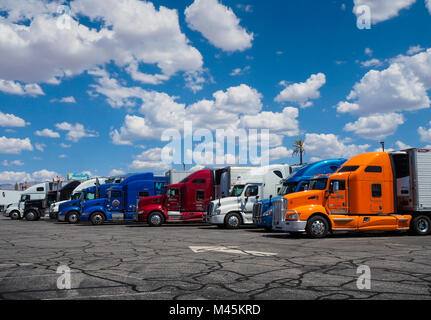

1,0,431,183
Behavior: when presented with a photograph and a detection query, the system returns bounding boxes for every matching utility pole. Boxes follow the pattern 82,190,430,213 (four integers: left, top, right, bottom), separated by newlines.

380,141,385,152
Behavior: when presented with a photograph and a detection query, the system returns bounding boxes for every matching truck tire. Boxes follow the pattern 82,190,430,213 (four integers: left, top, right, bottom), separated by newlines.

90,212,105,225
10,210,21,220
148,212,164,227
66,211,80,224
225,213,242,229
306,215,329,238
410,215,431,236
25,209,38,222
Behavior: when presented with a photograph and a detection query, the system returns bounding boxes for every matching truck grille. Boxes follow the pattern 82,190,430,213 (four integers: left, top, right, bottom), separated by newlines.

207,202,214,217
272,198,287,227
252,202,263,224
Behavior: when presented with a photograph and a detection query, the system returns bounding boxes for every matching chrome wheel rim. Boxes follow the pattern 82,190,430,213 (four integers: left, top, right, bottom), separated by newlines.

150,214,161,225
93,214,103,224
228,216,239,227
11,212,18,219
69,214,78,223
311,220,326,236
417,218,429,233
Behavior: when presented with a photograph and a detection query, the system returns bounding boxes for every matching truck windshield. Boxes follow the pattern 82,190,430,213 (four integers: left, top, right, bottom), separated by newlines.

20,194,29,201
278,182,298,196
230,185,245,197
309,178,328,190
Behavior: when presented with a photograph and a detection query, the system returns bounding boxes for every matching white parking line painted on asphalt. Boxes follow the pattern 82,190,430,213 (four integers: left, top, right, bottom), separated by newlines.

44,292,171,300
0,263,33,268
189,246,277,257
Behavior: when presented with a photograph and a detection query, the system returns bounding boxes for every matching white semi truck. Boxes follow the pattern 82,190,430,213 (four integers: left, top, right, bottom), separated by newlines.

1,190,24,215
206,164,291,229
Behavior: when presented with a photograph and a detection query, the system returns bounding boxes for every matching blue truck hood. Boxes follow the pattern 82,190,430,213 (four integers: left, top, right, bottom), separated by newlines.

59,199,81,212
83,198,107,210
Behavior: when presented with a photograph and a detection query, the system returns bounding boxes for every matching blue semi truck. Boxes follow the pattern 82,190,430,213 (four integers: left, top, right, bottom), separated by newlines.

79,173,168,225
252,159,347,230
58,173,168,224
57,182,118,223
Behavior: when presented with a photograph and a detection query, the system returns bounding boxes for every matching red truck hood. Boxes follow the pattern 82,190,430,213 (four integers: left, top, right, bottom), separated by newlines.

139,195,164,206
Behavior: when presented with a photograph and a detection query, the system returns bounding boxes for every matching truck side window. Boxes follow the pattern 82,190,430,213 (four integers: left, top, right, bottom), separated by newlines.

139,191,149,197
338,166,359,173
196,191,205,201
245,186,259,197
365,166,382,173
273,170,283,178
329,180,346,192
372,184,382,197
192,179,206,184
36,187,44,192
111,191,122,198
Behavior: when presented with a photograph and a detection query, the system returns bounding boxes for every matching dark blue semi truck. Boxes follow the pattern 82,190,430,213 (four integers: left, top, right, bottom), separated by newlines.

81,173,168,225
252,159,347,230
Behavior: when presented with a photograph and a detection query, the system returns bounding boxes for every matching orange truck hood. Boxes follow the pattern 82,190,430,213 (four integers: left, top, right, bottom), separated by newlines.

284,190,325,209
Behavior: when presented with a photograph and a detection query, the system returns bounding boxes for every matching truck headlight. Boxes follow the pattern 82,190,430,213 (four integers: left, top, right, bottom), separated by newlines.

286,213,299,221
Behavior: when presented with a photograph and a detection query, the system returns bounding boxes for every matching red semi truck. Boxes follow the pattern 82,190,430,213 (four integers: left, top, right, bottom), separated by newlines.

135,167,261,226
135,169,214,226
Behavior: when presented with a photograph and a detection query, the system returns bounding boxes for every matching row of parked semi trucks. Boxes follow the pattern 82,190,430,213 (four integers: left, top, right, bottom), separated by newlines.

3,148,431,238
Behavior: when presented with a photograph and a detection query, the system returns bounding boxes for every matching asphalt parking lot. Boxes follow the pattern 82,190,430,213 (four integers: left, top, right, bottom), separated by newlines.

0,217,430,300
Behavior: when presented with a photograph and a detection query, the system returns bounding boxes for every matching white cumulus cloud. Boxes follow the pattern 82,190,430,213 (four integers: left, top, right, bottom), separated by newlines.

344,113,405,140
185,0,253,52
0,110,28,127
353,0,416,24
0,136,33,154
35,128,60,138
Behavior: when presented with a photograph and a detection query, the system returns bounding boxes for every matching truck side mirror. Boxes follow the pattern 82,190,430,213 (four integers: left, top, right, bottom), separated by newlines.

256,196,259,200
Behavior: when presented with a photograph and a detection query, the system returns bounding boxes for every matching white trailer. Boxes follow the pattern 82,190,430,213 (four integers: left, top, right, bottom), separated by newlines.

206,164,290,228
214,166,260,199
165,170,194,185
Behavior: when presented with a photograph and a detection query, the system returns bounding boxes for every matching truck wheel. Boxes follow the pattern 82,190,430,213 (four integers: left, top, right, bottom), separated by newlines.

148,212,164,227
90,212,105,225
10,211,20,220
25,210,38,222
225,213,241,229
410,215,431,236
67,212,80,224
306,216,329,238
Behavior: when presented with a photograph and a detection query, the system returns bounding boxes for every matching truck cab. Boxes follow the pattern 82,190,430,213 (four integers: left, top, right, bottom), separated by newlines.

136,169,214,227
10,182,51,220
57,183,116,223
206,165,290,229
272,150,430,238
253,159,346,230
83,173,168,225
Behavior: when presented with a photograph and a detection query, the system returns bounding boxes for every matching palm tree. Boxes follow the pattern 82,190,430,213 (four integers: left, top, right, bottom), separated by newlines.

292,139,305,165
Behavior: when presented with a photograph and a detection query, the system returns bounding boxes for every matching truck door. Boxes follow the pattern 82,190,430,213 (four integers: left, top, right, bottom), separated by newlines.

166,188,180,212
327,179,358,230
327,180,348,214
242,185,260,223
108,190,123,212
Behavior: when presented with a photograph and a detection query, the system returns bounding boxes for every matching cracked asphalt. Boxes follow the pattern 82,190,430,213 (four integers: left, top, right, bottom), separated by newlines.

1,216,430,300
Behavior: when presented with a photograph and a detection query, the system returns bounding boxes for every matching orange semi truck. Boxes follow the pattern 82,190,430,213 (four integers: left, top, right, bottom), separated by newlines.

272,148,431,238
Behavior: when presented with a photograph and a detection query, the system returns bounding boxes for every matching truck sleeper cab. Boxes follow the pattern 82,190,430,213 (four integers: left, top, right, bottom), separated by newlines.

136,169,214,227
272,150,431,238
83,173,168,225
253,159,346,230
